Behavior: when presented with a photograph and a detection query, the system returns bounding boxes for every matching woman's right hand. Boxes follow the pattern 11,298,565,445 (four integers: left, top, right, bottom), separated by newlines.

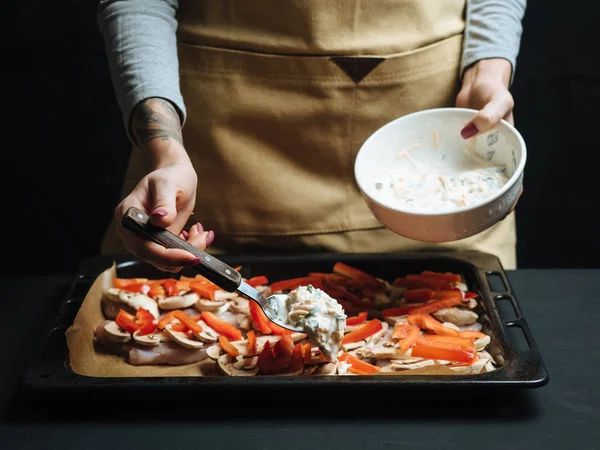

113,98,213,272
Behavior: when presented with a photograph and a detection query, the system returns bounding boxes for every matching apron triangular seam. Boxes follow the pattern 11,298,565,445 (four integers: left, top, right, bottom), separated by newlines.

330,57,385,83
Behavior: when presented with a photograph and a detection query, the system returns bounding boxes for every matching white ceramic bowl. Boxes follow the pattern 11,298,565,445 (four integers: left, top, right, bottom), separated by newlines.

354,108,526,243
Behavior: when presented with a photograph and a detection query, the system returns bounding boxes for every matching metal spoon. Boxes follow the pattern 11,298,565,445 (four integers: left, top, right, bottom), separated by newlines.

121,207,302,332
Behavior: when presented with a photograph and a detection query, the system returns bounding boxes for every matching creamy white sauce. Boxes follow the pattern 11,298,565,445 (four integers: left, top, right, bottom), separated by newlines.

374,147,509,213
265,285,346,361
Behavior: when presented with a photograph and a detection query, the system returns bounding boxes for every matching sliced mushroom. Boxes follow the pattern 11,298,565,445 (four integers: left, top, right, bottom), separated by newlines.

218,354,259,376
105,288,159,320
236,314,252,330
229,297,250,314
390,357,423,364
442,321,460,331
448,358,487,374
342,340,366,351
458,322,483,332
302,364,319,375
103,321,131,343
389,286,406,302
164,324,205,349
478,350,496,365
133,330,162,347
233,355,258,371
214,290,239,302
373,292,391,306
317,363,337,375
433,307,478,326
206,344,222,360
356,344,409,360
194,298,227,312
463,298,478,309
474,335,491,351
193,320,219,344
383,316,409,327
158,292,199,310
391,359,436,370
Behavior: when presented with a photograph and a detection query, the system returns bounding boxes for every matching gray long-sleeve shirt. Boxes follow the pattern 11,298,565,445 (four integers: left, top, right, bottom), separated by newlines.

98,0,526,136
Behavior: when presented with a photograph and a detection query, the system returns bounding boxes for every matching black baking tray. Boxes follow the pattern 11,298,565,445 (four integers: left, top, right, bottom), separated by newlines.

18,250,548,400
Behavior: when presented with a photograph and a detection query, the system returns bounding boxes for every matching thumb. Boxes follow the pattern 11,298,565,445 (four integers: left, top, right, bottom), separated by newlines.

148,177,178,228
461,91,514,139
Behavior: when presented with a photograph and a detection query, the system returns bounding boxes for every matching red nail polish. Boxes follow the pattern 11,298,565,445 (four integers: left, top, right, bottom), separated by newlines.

152,209,168,217
196,223,204,233
460,123,479,139
182,258,201,266
206,230,215,246
181,230,189,240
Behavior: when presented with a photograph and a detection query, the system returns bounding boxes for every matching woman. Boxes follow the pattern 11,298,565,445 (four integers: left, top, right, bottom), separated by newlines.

98,0,526,272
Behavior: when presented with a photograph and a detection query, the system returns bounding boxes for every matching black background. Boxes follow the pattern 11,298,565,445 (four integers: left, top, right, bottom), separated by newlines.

4,0,600,274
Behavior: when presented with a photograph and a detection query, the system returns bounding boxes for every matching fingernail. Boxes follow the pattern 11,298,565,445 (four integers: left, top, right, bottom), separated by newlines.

196,222,204,233
460,123,479,139
181,230,189,240
152,209,168,217
206,230,215,247
182,258,201,267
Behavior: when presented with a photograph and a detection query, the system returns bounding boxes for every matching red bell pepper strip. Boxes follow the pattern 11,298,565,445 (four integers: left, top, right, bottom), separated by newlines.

338,353,381,375
289,343,304,372
407,294,462,316
381,306,411,318
392,324,421,351
464,292,478,299
321,279,372,310
266,320,292,336
269,277,321,293
219,335,240,357
249,301,272,334
303,343,313,364
459,330,487,339
407,313,460,337
272,334,294,370
112,278,149,289
157,311,176,330
246,275,269,287
173,310,203,334
335,299,357,316
162,279,180,297
116,310,140,333
257,341,276,375
201,311,243,341
420,271,462,283
345,311,368,326
393,276,452,291
418,335,475,350
189,282,217,300
333,262,382,286
411,344,475,364
135,307,156,323
170,323,187,332
137,320,157,336
342,319,383,345
246,330,257,356
403,288,435,303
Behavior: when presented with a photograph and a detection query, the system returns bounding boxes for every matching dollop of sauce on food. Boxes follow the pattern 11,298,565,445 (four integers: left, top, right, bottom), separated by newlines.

266,285,346,361
374,145,510,213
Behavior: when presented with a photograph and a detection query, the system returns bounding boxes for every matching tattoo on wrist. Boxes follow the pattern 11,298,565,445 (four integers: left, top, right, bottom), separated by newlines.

130,98,183,146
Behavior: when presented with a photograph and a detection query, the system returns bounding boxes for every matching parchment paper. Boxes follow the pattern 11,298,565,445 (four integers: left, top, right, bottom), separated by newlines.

66,262,460,377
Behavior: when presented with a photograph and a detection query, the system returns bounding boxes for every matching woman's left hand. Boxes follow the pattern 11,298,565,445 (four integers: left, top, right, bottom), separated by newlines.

456,57,522,214
455,58,514,139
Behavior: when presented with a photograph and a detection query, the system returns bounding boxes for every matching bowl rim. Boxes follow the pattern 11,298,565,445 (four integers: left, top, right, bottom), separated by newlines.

354,107,527,217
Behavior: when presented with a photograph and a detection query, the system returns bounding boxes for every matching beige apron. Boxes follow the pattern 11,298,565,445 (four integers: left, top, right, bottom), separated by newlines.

102,0,517,269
